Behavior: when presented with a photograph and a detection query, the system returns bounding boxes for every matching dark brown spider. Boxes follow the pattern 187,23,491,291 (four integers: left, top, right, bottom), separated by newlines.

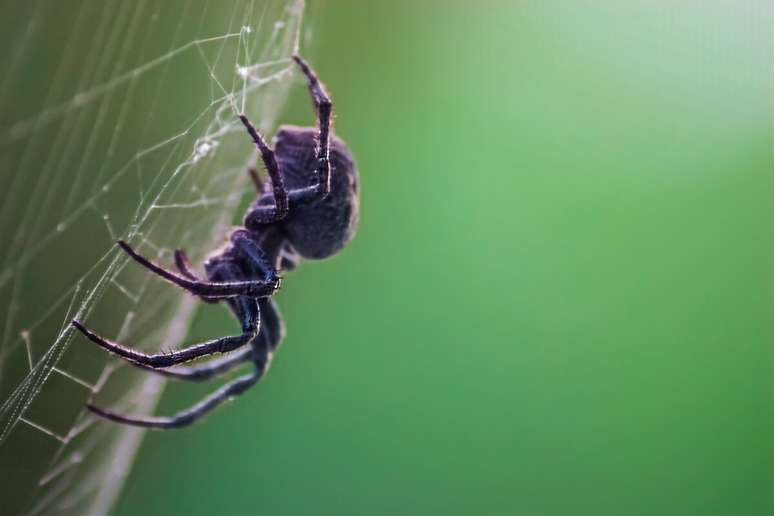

72,56,359,429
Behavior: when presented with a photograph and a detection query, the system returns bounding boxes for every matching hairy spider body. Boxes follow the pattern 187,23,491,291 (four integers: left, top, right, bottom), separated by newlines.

261,126,359,259
72,56,358,429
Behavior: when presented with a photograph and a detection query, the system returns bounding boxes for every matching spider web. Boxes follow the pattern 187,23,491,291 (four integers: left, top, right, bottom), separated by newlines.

0,1,308,513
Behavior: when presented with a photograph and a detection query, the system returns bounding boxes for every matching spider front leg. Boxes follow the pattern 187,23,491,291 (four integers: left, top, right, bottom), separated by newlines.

243,56,334,230
291,55,333,200
118,240,278,298
240,114,289,226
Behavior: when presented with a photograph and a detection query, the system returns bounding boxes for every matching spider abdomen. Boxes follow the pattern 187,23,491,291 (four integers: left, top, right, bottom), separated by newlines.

273,126,359,260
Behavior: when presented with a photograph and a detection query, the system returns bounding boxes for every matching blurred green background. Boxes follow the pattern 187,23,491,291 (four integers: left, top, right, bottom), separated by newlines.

1,1,772,515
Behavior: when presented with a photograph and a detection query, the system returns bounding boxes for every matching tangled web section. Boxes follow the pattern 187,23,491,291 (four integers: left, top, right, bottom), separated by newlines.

0,0,307,514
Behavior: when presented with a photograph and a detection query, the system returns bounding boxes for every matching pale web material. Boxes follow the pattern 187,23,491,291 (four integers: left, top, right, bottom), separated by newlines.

0,1,308,514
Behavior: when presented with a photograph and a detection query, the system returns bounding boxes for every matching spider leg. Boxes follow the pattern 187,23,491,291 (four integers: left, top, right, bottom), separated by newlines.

292,55,332,197
173,249,220,304
87,372,261,429
88,342,271,429
240,114,289,226
71,319,254,368
173,249,197,280
129,345,254,381
118,240,279,298
247,166,264,193
243,56,334,228
129,299,284,381
230,230,280,284
270,56,335,207
258,298,285,352
71,295,261,368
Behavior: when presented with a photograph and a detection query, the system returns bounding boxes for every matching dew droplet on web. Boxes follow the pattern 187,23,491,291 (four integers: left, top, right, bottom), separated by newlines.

56,223,66,232
193,139,218,163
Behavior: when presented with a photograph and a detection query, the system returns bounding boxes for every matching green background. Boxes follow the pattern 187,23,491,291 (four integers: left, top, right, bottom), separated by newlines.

1,1,772,515
118,2,772,515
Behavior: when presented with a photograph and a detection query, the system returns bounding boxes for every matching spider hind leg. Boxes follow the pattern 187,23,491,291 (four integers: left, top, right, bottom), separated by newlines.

87,351,268,429
88,303,271,429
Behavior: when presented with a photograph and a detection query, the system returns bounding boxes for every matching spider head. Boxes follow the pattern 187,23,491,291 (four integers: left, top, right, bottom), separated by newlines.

273,125,359,260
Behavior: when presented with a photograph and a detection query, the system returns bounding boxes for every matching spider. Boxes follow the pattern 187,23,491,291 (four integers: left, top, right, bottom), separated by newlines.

71,55,359,429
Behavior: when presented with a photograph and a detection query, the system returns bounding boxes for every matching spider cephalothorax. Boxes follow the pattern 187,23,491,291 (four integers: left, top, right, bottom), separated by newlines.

72,56,359,429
